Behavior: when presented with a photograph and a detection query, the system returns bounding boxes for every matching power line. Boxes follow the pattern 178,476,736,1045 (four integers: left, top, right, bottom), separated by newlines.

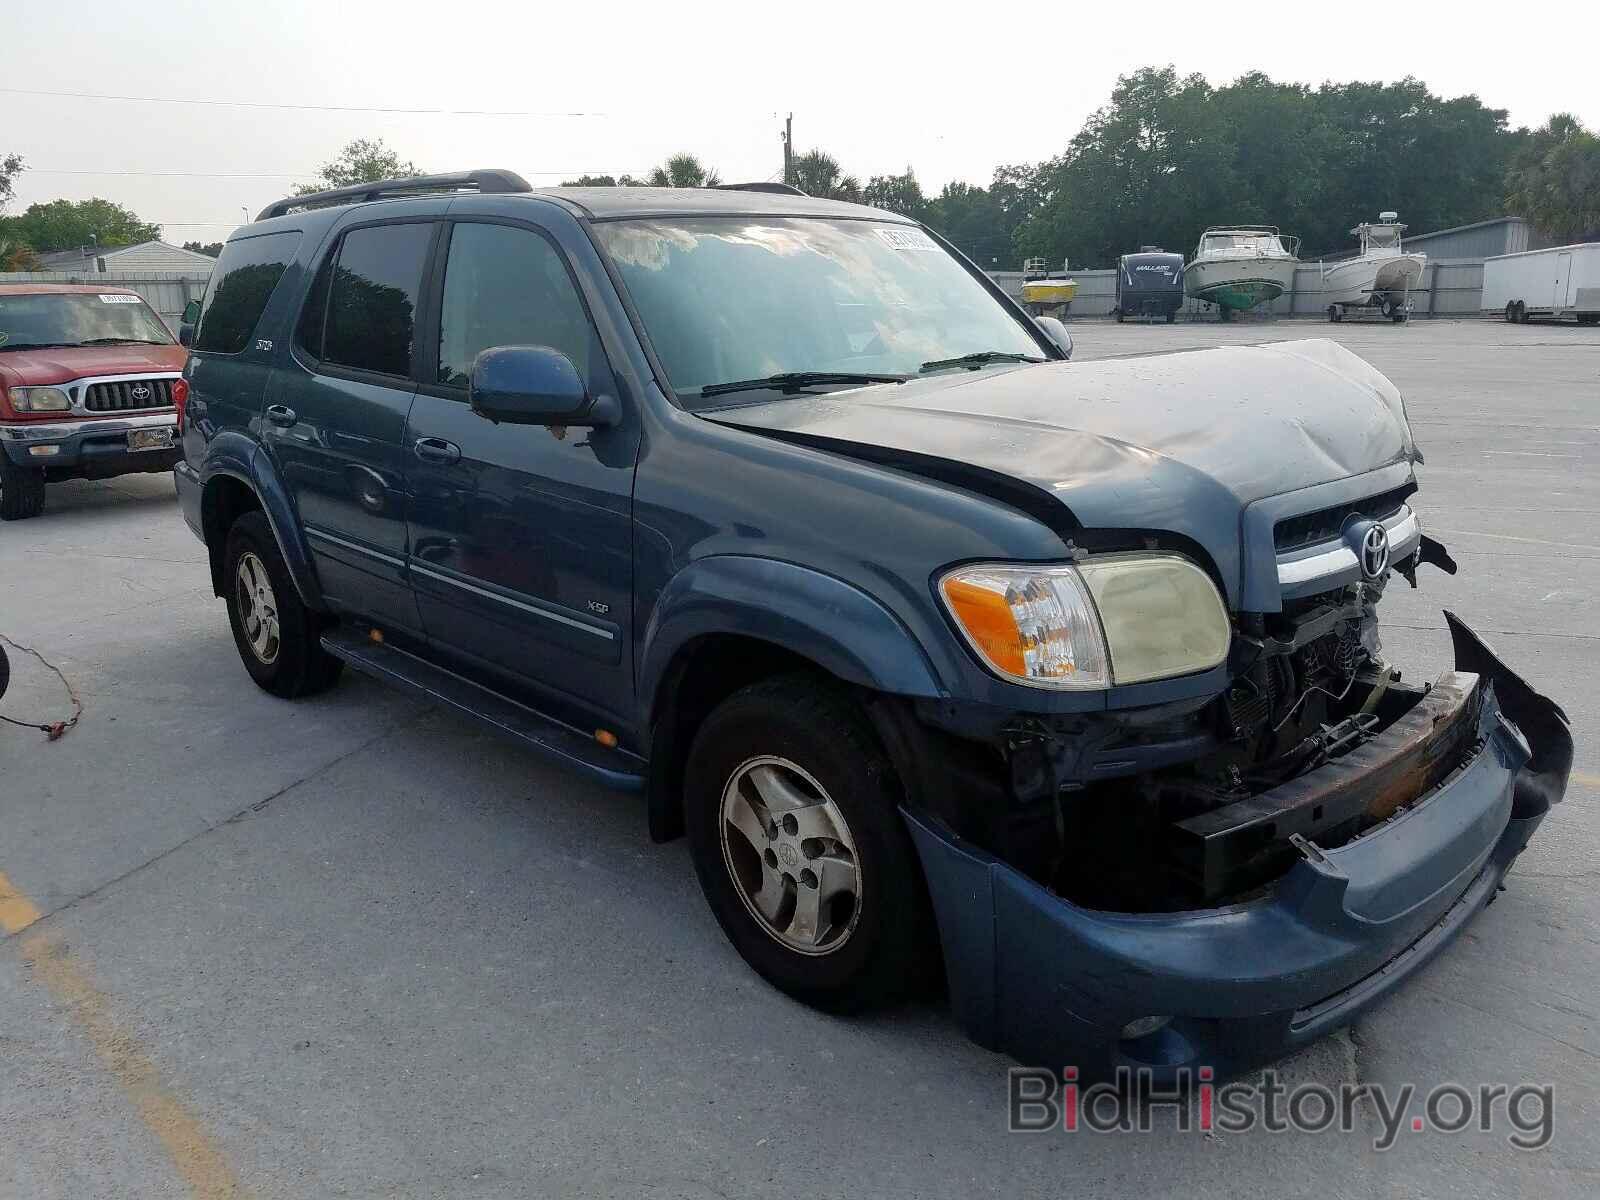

0,86,606,118
22,167,650,180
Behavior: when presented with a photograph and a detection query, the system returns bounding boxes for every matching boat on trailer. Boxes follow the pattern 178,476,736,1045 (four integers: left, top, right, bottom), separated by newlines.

1184,226,1300,320
1320,213,1426,322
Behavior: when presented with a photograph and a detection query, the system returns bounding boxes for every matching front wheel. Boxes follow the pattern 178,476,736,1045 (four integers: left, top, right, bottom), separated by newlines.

222,511,343,698
685,675,934,1012
0,459,46,521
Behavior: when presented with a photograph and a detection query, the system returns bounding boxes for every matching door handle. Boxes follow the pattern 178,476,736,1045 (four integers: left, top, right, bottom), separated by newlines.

413,437,462,465
265,404,297,428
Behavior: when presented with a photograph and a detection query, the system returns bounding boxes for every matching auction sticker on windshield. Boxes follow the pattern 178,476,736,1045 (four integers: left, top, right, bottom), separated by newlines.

98,294,143,303
877,228,940,251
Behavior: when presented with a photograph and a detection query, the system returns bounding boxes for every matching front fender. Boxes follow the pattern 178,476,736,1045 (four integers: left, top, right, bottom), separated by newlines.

637,555,947,717
199,430,324,610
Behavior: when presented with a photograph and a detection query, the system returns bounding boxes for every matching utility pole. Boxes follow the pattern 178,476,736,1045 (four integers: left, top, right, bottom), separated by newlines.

782,113,793,186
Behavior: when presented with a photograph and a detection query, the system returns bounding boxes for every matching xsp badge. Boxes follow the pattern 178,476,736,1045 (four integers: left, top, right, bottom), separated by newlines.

587,601,610,615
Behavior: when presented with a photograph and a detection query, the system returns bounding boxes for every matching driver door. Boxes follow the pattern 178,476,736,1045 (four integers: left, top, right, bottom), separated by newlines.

403,219,640,728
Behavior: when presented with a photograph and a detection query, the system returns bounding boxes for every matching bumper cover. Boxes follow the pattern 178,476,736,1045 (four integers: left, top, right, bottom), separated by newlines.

905,612,1572,1079
1,413,180,477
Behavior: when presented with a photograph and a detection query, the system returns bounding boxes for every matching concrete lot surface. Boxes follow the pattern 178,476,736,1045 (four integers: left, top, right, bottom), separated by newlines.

2,319,1597,1198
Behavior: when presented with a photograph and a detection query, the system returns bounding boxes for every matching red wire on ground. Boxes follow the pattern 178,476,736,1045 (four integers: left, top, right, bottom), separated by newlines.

0,634,83,741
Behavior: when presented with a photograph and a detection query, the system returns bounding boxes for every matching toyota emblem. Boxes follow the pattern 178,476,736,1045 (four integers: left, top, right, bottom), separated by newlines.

130,384,151,401
1360,523,1390,579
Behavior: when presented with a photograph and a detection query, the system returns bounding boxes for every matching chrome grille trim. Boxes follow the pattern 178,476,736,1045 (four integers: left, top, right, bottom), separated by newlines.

1277,506,1421,592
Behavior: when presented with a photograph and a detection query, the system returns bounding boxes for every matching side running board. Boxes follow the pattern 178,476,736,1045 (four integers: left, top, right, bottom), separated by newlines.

320,628,646,792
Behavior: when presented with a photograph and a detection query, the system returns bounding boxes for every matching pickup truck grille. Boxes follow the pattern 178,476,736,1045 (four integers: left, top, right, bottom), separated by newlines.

1274,485,1412,552
82,377,176,413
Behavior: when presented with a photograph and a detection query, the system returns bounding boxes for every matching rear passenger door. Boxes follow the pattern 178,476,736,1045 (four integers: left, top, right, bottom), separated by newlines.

403,218,640,727
266,220,437,636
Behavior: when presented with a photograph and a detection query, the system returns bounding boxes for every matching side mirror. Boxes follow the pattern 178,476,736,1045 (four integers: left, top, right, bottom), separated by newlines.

469,345,618,427
1035,316,1073,360
178,299,201,348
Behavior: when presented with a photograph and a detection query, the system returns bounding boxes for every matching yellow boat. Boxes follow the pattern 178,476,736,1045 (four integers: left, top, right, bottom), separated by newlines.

1020,278,1078,307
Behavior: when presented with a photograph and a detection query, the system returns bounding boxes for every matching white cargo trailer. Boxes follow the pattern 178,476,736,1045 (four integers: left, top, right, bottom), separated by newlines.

1481,242,1600,324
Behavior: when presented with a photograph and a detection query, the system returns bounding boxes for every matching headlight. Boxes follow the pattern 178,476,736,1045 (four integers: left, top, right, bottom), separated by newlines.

939,554,1229,689
9,386,72,412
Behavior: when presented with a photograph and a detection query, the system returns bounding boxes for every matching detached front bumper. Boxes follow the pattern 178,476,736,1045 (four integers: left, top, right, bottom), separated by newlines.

0,413,180,478
906,613,1573,1080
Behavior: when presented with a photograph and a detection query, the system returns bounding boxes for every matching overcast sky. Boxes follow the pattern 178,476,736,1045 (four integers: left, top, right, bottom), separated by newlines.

6,0,1597,242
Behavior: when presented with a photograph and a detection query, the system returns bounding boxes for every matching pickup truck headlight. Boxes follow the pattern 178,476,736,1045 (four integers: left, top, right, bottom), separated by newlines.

939,554,1230,689
8,386,72,412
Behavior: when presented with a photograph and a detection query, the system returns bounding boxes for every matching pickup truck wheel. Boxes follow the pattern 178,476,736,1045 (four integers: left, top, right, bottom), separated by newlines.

685,675,932,1012
222,511,342,698
0,459,46,521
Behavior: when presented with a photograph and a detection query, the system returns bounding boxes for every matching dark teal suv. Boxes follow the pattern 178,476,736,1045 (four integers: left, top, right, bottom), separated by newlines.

175,170,1571,1080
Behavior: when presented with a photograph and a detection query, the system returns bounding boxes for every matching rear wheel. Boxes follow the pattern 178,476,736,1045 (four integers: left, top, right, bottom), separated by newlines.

1327,304,1343,323
685,674,933,1012
1513,301,1527,323
0,459,46,521
1505,302,1519,323
222,511,343,698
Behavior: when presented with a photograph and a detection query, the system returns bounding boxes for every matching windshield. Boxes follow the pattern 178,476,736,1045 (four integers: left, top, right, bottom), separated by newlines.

1201,233,1286,256
594,217,1043,402
0,292,174,350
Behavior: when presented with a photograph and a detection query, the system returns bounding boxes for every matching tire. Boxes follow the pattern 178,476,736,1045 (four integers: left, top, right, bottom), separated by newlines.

1165,311,1177,324
0,458,46,521
1505,302,1518,324
222,511,343,698
1115,308,1125,323
1513,301,1527,324
685,673,934,1013
1327,304,1343,323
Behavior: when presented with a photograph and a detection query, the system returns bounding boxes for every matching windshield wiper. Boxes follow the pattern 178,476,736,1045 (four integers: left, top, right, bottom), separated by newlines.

78,337,170,346
0,341,81,352
700,371,908,399
919,350,1045,373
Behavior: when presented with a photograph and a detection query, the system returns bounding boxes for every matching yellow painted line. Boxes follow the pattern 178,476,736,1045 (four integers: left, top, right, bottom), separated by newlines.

2,871,250,1198
0,869,43,935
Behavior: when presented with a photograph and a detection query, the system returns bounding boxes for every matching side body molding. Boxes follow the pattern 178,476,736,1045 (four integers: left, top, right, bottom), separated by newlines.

198,429,325,610
637,555,947,717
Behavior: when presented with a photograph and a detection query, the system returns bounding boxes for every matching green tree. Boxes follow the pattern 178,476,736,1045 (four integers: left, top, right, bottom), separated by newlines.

183,240,224,257
294,137,424,196
863,169,926,218
1506,114,1600,242
789,149,861,202
644,154,721,188
1010,66,1517,268
4,198,160,253
925,183,1014,265
1,153,22,212
560,173,646,187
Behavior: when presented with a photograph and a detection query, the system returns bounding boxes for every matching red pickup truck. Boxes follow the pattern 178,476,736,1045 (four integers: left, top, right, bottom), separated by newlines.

0,283,188,520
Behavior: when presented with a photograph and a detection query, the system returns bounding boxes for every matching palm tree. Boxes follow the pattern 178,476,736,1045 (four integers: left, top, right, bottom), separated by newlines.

789,149,862,202
646,153,722,188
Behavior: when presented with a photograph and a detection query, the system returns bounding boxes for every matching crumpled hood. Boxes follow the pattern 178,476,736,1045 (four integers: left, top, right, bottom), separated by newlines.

704,339,1417,606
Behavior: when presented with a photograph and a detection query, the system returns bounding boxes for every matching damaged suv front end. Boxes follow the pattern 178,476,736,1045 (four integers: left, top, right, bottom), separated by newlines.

707,337,1572,1079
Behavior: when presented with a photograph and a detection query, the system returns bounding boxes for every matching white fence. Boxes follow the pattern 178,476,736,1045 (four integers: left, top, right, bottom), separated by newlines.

989,259,1490,320
0,269,212,328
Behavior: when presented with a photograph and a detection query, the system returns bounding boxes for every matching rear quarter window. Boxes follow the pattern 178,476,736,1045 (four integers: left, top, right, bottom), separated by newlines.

193,231,302,354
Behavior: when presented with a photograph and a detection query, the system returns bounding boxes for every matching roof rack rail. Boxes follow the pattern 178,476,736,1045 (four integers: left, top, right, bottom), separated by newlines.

709,182,808,196
256,169,533,221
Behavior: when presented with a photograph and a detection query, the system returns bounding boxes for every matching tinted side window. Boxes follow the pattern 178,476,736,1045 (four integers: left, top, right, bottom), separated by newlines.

320,223,432,378
193,231,301,354
437,223,598,388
